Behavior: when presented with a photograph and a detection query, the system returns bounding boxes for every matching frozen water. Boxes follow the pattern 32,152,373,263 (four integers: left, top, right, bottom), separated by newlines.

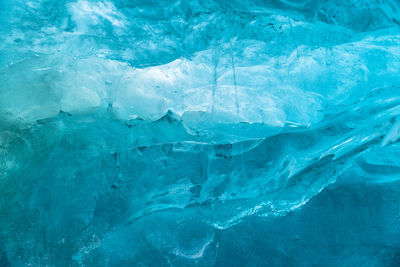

1,0,400,266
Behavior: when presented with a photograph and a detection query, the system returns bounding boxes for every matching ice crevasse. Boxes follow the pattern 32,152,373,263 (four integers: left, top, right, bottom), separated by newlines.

1,0,400,266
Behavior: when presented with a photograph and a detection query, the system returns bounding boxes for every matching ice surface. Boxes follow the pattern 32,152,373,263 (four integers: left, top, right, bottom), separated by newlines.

1,0,400,266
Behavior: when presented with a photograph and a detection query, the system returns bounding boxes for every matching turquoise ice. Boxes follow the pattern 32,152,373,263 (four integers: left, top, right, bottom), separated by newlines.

1,0,400,266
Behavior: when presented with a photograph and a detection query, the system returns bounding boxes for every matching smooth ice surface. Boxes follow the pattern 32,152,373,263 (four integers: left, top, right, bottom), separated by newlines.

1,0,400,266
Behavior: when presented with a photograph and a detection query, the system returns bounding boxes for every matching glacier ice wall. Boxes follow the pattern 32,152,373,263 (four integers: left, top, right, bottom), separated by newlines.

1,0,400,266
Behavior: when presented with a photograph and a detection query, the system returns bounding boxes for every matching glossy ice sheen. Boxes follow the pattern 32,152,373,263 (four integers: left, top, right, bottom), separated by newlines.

1,0,400,266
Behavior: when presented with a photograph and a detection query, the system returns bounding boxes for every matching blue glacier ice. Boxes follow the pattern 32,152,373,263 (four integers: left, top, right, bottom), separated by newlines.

1,0,400,266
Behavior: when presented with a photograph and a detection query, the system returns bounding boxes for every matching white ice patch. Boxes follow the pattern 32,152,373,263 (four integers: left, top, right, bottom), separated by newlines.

69,0,127,32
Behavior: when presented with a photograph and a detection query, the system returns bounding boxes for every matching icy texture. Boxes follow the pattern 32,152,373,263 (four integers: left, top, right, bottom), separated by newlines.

1,0,400,266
